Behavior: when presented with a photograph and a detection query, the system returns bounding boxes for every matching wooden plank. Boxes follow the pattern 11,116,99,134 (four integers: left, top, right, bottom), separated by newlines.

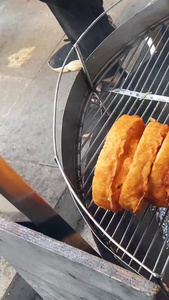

2,274,42,300
0,157,98,256
0,218,160,300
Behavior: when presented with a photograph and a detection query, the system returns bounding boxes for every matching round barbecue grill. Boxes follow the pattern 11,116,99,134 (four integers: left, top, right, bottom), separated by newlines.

53,0,169,296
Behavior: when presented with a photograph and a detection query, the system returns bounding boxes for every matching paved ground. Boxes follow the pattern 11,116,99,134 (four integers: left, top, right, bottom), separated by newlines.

0,0,82,298
0,0,151,298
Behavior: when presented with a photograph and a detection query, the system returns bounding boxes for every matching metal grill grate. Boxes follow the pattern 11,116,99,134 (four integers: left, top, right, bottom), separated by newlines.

77,21,169,287
54,2,169,296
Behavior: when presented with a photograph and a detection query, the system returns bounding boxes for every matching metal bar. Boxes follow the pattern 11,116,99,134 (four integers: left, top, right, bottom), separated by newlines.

156,80,169,123
55,156,159,277
119,205,150,257
80,30,162,181
111,48,169,106
79,35,150,166
99,210,111,226
105,212,123,233
82,169,95,191
157,102,168,120
82,94,108,129
149,230,169,280
125,28,167,115
116,215,134,252
151,81,169,122
81,41,146,141
81,93,98,125
139,69,169,121
131,29,169,117
156,66,169,94
109,89,169,103
93,93,111,118
146,50,169,92
143,65,169,121
111,211,128,237
128,208,158,266
139,78,168,119
163,113,169,124
84,185,92,200
138,209,169,272
81,51,130,146
136,27,168,91
114,35,169,269
81,40,169,188
93,206,101,218
161,255,169,279
0,157,98,256
81,44,133,131
80,39,148,153
111,25,163,92
82,45,132,125
87,199,94,209
163,98,169,123
74,44,94,90
163,80,169,95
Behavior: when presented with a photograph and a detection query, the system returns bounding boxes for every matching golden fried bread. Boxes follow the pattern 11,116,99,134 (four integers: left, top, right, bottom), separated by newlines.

92,115,145,212
148,132,169,207
119,121,169,214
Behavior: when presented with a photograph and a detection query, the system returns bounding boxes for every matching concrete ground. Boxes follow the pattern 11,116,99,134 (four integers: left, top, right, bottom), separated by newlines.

0,0,151,299
0,0,81,298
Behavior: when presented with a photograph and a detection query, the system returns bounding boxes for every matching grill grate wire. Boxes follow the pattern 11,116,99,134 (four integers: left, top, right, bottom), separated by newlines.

53,7,169,296
78,21,169,287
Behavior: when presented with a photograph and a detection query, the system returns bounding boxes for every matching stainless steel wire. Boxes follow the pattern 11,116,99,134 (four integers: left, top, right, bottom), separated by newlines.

82,23,169,276
138,209,169,273
150,230,169,280
119,205,150,257
79,37,151,174
79,23,169,281
80,31,163,189
110,211,128,237
80,28,162,157
82,25,169,197
162,256,169,279
128,208,158,266
53,5,169,293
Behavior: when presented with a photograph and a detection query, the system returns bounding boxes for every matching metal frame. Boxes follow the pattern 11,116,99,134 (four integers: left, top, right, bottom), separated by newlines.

53,0,169,296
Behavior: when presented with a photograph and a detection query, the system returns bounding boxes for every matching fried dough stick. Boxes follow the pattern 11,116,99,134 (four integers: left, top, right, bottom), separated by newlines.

148,132,169,207
119,121,168,214
92,115,145,212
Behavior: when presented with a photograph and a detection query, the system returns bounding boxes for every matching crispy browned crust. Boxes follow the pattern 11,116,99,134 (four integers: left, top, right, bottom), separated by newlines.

148,132,169,207
119,121,169,214
92,115,145,212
